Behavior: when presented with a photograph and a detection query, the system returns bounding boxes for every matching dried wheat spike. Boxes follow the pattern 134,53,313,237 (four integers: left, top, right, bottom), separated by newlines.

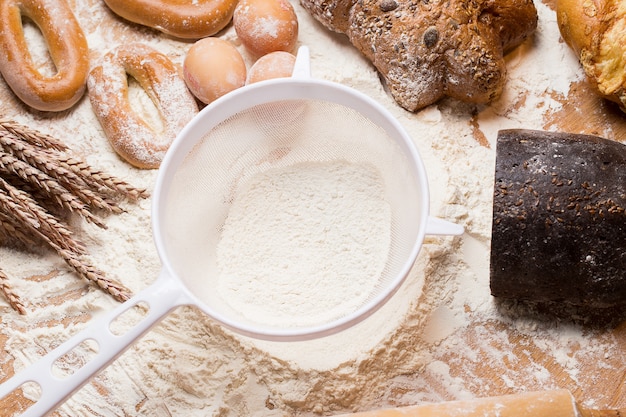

1,201,131,304
0,267,27,314
0,119,67,151
57,156,150,200
0,121,148,201
55,246,131,302
0,120,146,310
0,132,124,214
0,177,85,254
0,152,108,228
0,211,41,248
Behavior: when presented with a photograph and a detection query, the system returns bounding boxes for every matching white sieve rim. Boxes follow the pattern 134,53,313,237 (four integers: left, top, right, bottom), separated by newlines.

152,75,431,341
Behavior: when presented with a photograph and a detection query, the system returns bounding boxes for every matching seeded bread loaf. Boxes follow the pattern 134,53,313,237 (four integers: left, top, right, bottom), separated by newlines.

490,129,626,308
299,0,538,111
557,0,626,113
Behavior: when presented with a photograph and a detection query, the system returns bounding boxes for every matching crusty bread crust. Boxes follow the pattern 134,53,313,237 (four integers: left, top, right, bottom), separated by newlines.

557,0,604,56
557,0,626,112
299,0,538,112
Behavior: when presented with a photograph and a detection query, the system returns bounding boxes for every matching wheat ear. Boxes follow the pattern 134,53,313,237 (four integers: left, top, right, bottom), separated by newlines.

0,211,42,248
0,119,67,151
54,245,131,302
0,177,85,254
0,268,27,314
0,190,131,302
0,120,145,310
0,152,108,228
0,196,131,302
0,122,148,202
0,131,127,215
56,155,150,200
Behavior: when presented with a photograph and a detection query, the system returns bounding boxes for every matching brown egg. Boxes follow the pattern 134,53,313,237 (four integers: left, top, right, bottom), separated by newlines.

233,0,298,58
246,51,296,84
183,37,247,104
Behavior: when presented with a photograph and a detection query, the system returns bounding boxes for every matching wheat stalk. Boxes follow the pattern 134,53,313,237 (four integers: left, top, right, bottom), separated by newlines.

0,181,131,302
0,130,127,214
0,152,108,228
0,199,131,303
0,119,67,151
0,121,149,202
0,177,85,254
54,245,131,302
0,120,148,312
0,215,32,314
0,268,26,314
56,155,149,200
0,211,42,249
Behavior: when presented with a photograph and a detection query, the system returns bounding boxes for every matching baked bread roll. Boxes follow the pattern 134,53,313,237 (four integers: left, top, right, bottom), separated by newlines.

490,129,626,308
299,0,538,112
557,0,626,113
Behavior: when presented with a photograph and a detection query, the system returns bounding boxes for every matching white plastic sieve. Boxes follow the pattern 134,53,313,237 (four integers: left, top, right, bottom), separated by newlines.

0,46,462,416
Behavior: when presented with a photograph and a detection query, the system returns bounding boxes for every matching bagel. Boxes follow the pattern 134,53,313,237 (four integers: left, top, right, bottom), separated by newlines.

0,0,89,112
87,43,199,169
102,0,238,39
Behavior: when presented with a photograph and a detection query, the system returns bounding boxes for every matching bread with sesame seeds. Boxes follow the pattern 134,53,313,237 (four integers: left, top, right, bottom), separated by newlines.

299,0,538,112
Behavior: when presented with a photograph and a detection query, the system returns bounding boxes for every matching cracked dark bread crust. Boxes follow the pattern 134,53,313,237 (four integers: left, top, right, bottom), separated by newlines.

557,0,626,113
300,0,538,112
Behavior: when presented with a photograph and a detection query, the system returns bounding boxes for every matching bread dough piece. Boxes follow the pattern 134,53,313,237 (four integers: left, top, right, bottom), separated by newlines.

183,37,247,104
246,51,296,84
299,0,538,111
234,0,299,57
557,0,626,113
490,129,626,308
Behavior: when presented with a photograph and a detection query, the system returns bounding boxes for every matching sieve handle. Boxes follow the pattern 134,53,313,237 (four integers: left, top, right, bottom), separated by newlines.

0,270,189,417
291,45,311,79
425,216,464,236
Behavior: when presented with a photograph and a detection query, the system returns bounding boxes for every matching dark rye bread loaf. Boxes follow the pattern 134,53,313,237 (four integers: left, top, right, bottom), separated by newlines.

490,129,626,308
299,0,538,111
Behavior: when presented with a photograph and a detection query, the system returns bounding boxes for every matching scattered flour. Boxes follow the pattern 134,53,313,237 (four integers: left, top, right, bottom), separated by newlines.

216,160,391,328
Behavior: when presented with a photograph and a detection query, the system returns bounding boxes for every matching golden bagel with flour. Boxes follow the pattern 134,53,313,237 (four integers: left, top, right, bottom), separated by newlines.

0,0,89,112
88,43,198,169
102,0,238,39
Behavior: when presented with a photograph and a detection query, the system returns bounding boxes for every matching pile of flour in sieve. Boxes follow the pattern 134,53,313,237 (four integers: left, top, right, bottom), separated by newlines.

216,159,392,328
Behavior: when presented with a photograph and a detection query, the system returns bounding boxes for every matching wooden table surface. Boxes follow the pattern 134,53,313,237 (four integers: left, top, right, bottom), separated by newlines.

1,0,625,415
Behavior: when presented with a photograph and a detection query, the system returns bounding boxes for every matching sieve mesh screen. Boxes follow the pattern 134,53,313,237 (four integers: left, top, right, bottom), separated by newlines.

161,98,423,331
